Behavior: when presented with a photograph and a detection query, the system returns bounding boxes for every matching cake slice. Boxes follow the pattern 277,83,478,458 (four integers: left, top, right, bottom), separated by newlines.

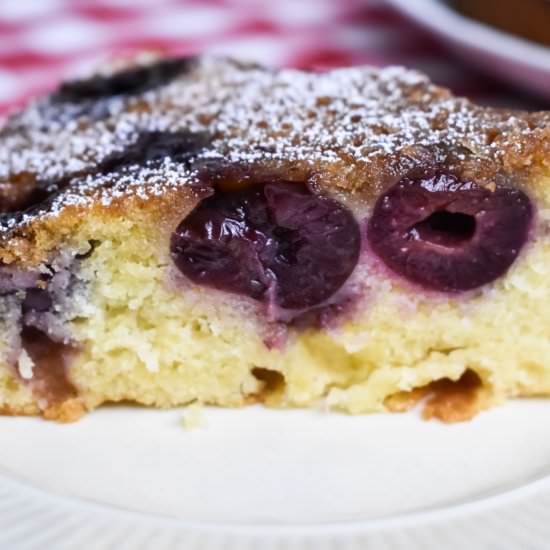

0,56,548,422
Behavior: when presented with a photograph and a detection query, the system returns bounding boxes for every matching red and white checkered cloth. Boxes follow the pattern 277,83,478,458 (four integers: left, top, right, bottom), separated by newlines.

0,0,544,117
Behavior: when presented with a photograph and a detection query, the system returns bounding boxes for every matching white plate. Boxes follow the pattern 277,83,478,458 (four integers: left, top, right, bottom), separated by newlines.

386,0,550,99
2,402,550,549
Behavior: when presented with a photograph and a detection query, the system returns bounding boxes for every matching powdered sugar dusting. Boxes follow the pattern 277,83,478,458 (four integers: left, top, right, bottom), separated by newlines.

0,56,547,234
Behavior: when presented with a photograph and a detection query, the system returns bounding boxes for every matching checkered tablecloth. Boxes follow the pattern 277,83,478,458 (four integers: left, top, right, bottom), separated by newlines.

0,0,545,117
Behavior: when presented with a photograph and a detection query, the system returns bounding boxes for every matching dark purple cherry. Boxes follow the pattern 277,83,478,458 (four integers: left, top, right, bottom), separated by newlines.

22,288,52,313
171,182,360,310
261,183,361,309
97,131,209,173
0,173,41,214
0,131,208,218
54,57,194,103
171,186,271,300
367,174,532,292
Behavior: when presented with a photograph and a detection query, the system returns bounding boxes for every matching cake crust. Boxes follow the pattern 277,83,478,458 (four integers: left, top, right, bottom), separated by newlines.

1,56,549,264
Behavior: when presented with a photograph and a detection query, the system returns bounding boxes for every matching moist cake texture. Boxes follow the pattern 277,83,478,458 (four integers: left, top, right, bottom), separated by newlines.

0,55,549,422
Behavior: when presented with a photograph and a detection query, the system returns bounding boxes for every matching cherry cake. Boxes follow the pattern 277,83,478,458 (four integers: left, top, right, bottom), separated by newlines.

0,56,548,422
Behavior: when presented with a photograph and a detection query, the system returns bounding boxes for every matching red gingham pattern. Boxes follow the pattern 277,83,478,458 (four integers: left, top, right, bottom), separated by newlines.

0,0,544,117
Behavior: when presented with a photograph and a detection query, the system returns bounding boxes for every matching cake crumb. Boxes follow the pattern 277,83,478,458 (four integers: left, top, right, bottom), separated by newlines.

180,402,206,430
17,349,35,380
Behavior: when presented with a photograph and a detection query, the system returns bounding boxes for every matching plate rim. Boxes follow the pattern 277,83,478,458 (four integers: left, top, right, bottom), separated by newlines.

3,403,550,549
1,467,550,535
2,462,550,550
385,0,550,72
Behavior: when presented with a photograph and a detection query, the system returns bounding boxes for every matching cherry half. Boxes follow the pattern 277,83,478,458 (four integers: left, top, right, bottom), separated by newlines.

367,174,532,292
171,182,361,310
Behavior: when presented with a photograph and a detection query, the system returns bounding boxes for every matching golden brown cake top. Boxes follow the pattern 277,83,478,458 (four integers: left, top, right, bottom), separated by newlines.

0,56,548,247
